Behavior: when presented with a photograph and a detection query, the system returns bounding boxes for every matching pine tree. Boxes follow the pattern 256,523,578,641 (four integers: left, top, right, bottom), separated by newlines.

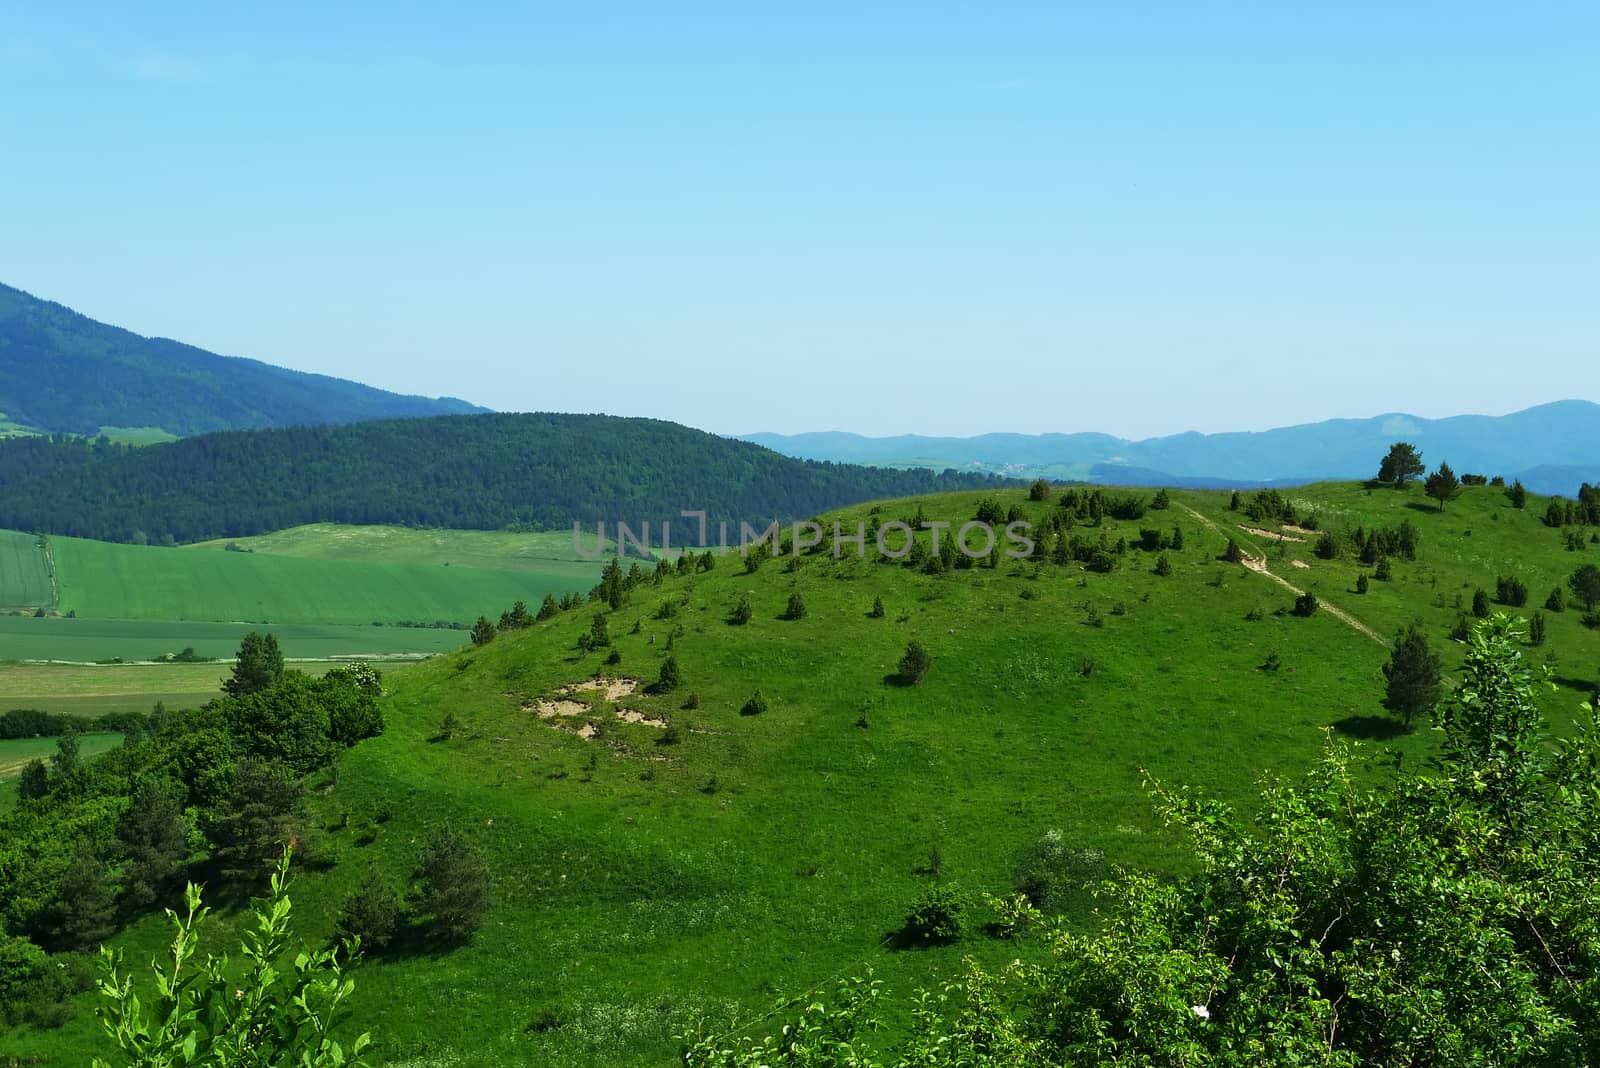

588,613,611,647
224,632,285,696
1356,573,1369,594
1568,563,1600,611
1545,586,1566,612
784,593,808,620
1378,442,1425,486
41,848,117,952
470,616,497,646
1507,479,1528,509
1472,588,1491,618
656,655,681,693
1383,624,1442,731
18,758,49,801
731,592,753,626
536,594,560,621
869,595,886,618
1528,611,1547,646
413,824,493,945
204,759,307,883
1424,462,1461,511
336,865,401,952
898,641,932,684
116,779,191,906
53,723,81,781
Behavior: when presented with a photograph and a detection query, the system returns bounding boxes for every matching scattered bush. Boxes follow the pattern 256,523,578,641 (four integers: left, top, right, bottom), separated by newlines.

336,866,401,953
783,593,808,620
1495,575,1529,607
413,824,493,945
740,691,768,717
898,641,932,685
902,885,967,945
1292,592,1318,617
731,592,753,626
1472,588,1492,618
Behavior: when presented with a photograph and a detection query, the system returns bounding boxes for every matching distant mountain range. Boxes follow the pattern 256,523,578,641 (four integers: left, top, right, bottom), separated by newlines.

744,401,1600,497
0,283,484,436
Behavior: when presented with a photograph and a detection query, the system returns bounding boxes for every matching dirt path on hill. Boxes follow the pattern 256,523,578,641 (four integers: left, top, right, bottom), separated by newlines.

1178,503,1386,646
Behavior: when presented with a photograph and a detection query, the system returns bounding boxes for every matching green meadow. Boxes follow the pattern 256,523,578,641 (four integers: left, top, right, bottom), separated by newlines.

49,535,600,626
0,616,470,665
0,733,124,783
11,478,1595,1065
187,523,607,579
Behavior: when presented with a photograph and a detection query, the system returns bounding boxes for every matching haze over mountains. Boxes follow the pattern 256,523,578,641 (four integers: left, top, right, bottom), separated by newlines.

3,281,1594,496
745,401,1600,496
0,283,483,437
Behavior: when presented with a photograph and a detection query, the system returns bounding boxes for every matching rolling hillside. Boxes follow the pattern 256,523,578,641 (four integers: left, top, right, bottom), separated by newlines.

7,476,1597,1064
745,400,1600,492
0,282,484,437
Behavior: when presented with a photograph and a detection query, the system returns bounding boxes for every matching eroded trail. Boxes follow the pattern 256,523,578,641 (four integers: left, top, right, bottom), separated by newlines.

1178,503,1386,646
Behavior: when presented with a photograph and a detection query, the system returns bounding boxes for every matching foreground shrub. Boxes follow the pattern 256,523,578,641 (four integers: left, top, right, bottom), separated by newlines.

93,849,371,1067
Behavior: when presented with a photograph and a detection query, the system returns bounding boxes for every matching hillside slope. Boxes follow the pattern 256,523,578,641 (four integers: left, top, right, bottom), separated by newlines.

10,477,1597,1064
0,413,1007,543
0,283,484,436
746,400,1600,490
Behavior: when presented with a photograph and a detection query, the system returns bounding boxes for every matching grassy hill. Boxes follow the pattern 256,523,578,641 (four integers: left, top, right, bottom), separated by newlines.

0,282,484,437
7,476,1596,1065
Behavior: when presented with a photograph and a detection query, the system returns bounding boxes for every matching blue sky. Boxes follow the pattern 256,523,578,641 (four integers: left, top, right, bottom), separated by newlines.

2,3,1596,437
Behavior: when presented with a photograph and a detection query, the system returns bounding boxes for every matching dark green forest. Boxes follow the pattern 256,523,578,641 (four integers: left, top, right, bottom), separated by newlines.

0,282,481,436
0,413,1006,544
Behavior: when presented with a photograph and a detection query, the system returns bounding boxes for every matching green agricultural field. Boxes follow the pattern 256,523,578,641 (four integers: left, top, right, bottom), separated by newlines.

0,733,123,782
0,661,347,719
0,529,53,612
94,425,180,445
0,615,469,665
7,480,1598,1065
50,534,602,626
188,522,613,579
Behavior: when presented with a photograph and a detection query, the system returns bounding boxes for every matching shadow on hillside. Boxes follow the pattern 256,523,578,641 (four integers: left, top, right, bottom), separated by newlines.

1404,502,1444,514
1331,714,1408,741
881,925,953,952
1553,674,1599,694
881,672,915,688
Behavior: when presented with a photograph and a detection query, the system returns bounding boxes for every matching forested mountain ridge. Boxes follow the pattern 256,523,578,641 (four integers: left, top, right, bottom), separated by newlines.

0,282,484,436
0,413,1006,543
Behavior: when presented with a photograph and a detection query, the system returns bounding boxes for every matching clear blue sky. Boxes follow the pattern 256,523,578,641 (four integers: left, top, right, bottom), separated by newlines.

2,3,1595,438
